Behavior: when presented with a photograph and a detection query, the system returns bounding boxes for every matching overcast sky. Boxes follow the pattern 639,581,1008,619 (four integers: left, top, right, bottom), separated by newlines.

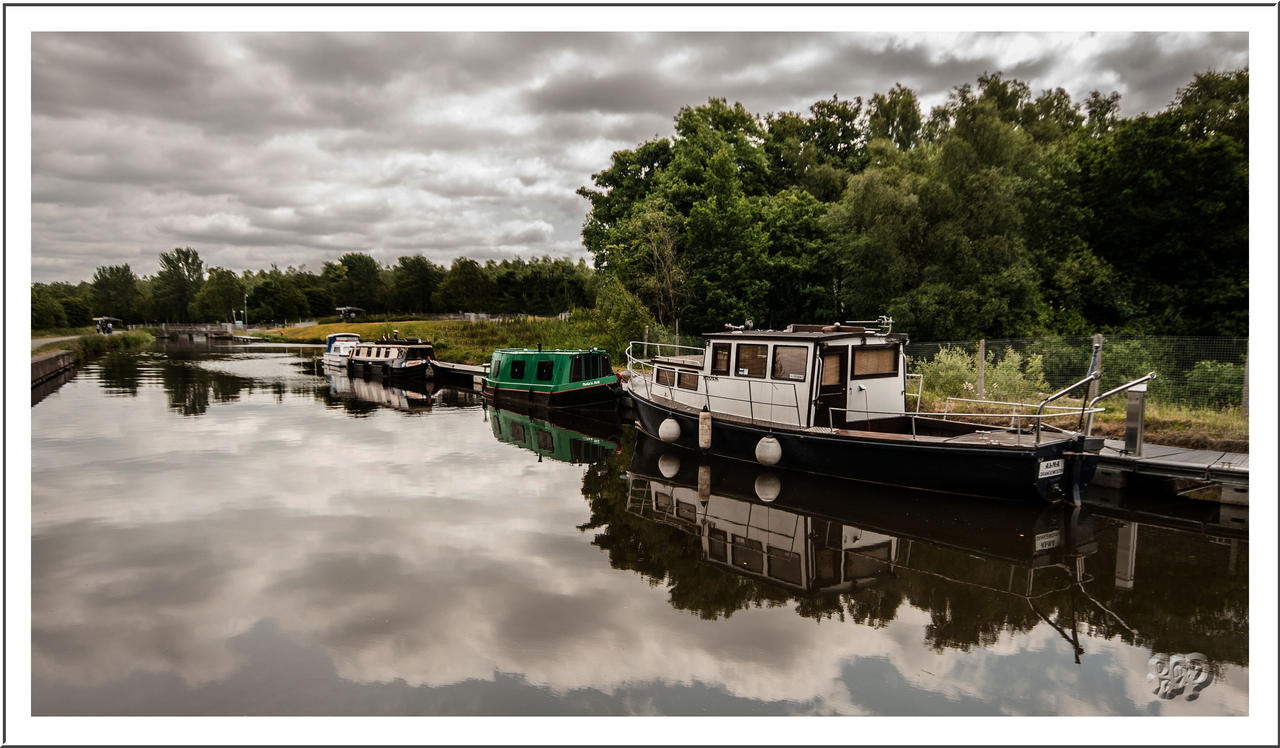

29,31,1249,283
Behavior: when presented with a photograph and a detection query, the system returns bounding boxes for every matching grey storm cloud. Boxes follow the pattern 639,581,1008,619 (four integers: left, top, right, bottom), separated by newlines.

29,30,1248,282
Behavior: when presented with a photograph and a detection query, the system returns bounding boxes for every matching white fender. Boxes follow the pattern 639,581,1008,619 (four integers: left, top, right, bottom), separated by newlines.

658,417,681,443
755,436,782,467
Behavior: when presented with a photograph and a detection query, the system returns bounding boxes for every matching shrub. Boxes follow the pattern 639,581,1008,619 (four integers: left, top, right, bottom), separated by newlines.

1185,360,1244,409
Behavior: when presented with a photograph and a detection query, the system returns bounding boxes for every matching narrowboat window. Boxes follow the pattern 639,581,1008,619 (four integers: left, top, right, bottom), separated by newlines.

708,528,728,562
510,422,525,442
677,371,699,390
710,343,731,375
536,360,555,381
731,535,764,573
536,429,555,451
656,367,676,387
598,354,611,377
767,547,803,586
570,356,583,382
510,359,526,379
735,344,768,378
771,345,809,381
852,347,899,378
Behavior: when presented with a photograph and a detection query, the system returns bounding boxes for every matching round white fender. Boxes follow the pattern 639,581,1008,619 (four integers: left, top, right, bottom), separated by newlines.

755,436,782,466
754,472,782,502
658,417,681,443
658,452,681,478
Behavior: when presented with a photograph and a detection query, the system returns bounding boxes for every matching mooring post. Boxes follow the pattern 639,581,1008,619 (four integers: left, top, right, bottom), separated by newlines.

1114,521,1138,590
976,339,986,398
1124,380,1148,456
1087,333,1103,403
1241,343,1249,418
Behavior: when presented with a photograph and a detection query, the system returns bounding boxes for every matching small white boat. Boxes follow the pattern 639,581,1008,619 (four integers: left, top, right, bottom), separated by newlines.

321,333,361,369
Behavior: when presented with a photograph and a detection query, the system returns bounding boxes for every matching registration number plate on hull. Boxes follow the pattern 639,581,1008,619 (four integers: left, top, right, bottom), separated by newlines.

1038,458,1065,478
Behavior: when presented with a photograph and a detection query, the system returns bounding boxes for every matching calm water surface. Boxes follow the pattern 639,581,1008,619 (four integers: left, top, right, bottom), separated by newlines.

30,345,1248,715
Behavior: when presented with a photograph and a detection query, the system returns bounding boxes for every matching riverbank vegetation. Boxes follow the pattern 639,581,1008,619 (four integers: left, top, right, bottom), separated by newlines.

33,331,155,363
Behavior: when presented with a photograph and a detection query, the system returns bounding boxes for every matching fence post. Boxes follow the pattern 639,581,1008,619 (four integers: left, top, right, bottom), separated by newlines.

1087,333,1103,403
976,339,986,398
1241,344,1249,417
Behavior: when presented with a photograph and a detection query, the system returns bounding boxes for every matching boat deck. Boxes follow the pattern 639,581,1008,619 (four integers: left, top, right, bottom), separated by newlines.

652,354,704,369
1098,440,1249,486
826,426,1042,449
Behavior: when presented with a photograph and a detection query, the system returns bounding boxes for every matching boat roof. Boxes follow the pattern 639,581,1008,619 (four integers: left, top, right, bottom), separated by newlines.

326,332,360,340
492,347,608,355
703,324,908,344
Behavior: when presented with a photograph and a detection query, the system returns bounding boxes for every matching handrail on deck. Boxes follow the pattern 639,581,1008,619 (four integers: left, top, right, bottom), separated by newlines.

1083,371,1157,435
1034,371,1100,444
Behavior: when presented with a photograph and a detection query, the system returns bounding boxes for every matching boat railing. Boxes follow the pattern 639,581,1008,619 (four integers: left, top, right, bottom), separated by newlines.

905,373,923,414
626,341,809,427
943,396,1082,430
829,403,1103,444
1083,371,1157,436
1034,372,1101,444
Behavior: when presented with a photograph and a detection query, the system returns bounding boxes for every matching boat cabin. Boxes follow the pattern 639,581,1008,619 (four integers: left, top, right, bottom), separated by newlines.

324,332,360,354
346,339,436,378
482,347,618,408
643,323,908,429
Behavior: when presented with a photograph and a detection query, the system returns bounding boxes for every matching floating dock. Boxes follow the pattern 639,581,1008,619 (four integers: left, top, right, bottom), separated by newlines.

1094,439,1248,505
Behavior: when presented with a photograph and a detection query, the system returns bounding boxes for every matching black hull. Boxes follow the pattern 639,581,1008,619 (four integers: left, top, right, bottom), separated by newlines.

629,392,1097,501
346,359,433,383
481,381,619,411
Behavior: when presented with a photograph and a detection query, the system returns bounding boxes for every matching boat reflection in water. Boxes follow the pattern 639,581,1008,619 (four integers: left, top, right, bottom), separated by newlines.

325,370,434,414
486,403,621,465
589,432,1245,675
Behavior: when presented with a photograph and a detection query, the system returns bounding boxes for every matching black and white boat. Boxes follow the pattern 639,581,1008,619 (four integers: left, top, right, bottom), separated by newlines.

346,338,436,382
622,318,1142,502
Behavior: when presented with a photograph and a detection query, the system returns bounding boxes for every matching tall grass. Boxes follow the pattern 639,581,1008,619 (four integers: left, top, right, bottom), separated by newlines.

33,331,155,362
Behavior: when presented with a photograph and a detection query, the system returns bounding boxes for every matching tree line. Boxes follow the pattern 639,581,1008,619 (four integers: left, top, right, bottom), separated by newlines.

32,251,595,328
579,69,1248,340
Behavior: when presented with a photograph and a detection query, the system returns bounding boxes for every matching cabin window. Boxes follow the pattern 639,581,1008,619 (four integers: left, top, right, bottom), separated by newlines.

735,344,768,378
676,500,697,524
509,422,525,442
710,343,731,375
655,367,676,387
510,359,526,380
731,535,764,573
707,528,728,562
767,547,803,586
654,491,673,513
536,429,555,452
677,371,699,390
536,360,555,381
771,345,808,382
598,353,611,377
852,346,899,378
570,356,583,382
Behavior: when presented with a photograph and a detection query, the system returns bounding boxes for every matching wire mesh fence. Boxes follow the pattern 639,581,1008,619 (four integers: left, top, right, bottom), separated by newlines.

905,336,1249,412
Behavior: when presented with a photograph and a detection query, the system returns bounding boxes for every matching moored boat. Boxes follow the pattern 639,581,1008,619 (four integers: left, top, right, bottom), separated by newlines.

346,338,436,382
481,347,619,409
321,332,361,369
622,318,1137,502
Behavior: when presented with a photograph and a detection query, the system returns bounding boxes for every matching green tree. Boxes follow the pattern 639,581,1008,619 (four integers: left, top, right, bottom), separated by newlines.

90,264,140,323
392,255,446,314
335,252,385,311
153,247,205,322
867,83,923,151
31,285,67,329
434,257,495,312
192,267,246,322
58,296,93,327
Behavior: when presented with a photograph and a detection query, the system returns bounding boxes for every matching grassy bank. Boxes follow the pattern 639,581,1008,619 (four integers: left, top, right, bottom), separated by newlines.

267,317,621,365
32,325,96,338
33,331,155,362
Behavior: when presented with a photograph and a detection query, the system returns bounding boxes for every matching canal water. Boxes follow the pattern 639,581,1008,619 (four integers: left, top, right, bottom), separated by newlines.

29,345,1248,719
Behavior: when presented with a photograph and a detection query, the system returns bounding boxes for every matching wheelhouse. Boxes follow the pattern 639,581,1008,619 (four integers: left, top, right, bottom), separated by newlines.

640,322,908,429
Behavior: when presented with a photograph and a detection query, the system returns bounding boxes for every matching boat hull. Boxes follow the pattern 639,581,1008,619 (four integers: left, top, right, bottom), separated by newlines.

629,392,1097,501
481,380,619,410
346,358,433,381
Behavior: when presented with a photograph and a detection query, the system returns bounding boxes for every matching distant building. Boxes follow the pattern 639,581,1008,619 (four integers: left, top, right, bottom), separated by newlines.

336,306,366,320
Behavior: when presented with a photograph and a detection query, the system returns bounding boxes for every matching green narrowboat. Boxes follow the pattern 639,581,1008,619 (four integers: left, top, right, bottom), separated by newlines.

486,404,620,464
481,347,619,409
